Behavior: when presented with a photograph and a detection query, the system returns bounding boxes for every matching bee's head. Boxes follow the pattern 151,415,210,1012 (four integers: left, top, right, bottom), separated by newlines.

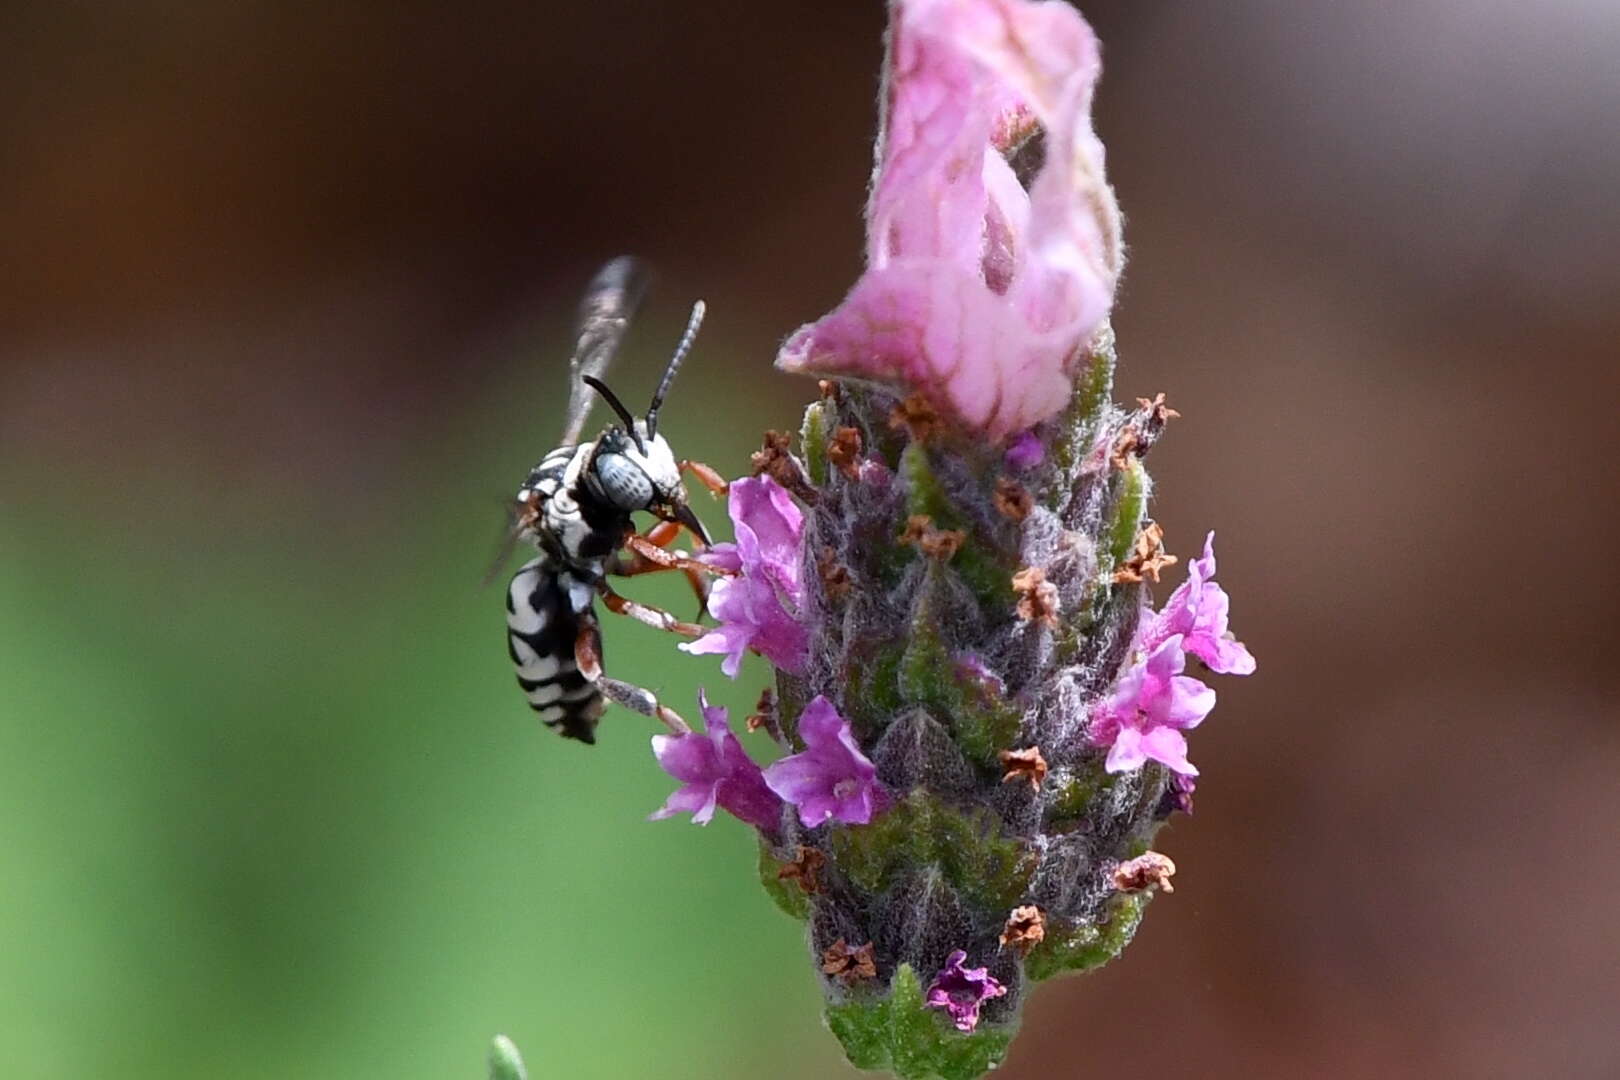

587,422,676,506
586,423,708,543
579,298,710,543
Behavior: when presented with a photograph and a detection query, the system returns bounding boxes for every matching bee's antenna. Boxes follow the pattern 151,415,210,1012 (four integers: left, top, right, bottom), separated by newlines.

581,375,645,453
646,299,706,438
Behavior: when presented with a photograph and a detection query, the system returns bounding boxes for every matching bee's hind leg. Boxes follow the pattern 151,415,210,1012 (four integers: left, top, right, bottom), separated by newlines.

574,621,691,735
596,676,691,735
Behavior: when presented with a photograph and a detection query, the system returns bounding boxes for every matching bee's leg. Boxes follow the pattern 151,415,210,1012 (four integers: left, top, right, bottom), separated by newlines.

680,459,730,498
620,531,730,577
611,522,686,571
609,527,729,617
574,622,689,734
643,518,682,547
596,677,691,735
599,584,708,638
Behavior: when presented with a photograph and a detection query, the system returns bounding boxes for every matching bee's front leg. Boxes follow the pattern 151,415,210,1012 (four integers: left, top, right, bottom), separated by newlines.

616,526,728,578
680,459,730,497
598,583,707,639
610,525,731,617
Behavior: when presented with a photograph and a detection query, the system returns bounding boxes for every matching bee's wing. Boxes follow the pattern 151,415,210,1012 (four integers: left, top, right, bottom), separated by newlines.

560,256,650,446
480,498,526,588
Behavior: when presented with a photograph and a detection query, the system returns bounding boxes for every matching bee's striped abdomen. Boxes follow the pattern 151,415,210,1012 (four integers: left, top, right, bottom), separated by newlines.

506,557,603,743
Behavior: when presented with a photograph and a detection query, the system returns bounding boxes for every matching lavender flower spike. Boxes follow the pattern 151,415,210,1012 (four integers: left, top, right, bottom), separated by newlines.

651,3,1256,1077
762,696,883,827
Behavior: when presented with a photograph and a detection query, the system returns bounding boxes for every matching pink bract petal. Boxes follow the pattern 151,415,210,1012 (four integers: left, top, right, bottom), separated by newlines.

1163,675,1217,730
777,0,1122,441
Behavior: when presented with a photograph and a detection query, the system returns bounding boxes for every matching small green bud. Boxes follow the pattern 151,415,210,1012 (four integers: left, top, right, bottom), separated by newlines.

487,1034,528,1080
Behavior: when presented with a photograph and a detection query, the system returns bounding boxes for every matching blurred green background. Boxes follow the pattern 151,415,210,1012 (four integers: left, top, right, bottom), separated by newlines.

0,330,833,1078
4,1,1619,1077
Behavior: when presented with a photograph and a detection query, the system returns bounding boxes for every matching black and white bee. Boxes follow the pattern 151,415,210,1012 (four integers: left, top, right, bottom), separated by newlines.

501,258,729,744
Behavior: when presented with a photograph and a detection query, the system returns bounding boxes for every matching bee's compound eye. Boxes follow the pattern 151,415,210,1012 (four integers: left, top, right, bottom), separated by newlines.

594,453,655,509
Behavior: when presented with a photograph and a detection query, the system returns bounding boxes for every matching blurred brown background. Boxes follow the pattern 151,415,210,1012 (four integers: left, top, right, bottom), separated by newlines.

2,2,1617,1078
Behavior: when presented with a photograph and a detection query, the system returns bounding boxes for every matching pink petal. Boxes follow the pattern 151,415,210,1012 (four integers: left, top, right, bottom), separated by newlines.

679,618,749,679
1191,530,1218,583
649,781,719,825
797,696,848,745
1139,726,1198,778
1104,726,1147,773
697,689,728,732
697,542,744,574
1165,675,1217,730
840,787,880,826
761,753,828,805
1003,430,1044,471
1142,635,1189,686
728,476,806,603
650,731,716,784
1210,636,1257,677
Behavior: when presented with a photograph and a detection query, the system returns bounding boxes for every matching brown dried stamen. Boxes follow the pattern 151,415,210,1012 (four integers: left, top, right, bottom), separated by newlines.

1113,851,1177,894
1113,393,1180,468
1110,427,1142,470
1012,566,1060,628
1136,392,1182,426
898,514,965,561
777,846,825,895
888,393,941,442
999,905,1046,954
828,426,864,480
998,746,1048,790
817,545,852,599
993,476,1033,522
750,429,792,475
821,939,878,984
745,687,778,733
1113,521,1178,584
750,429,819,502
